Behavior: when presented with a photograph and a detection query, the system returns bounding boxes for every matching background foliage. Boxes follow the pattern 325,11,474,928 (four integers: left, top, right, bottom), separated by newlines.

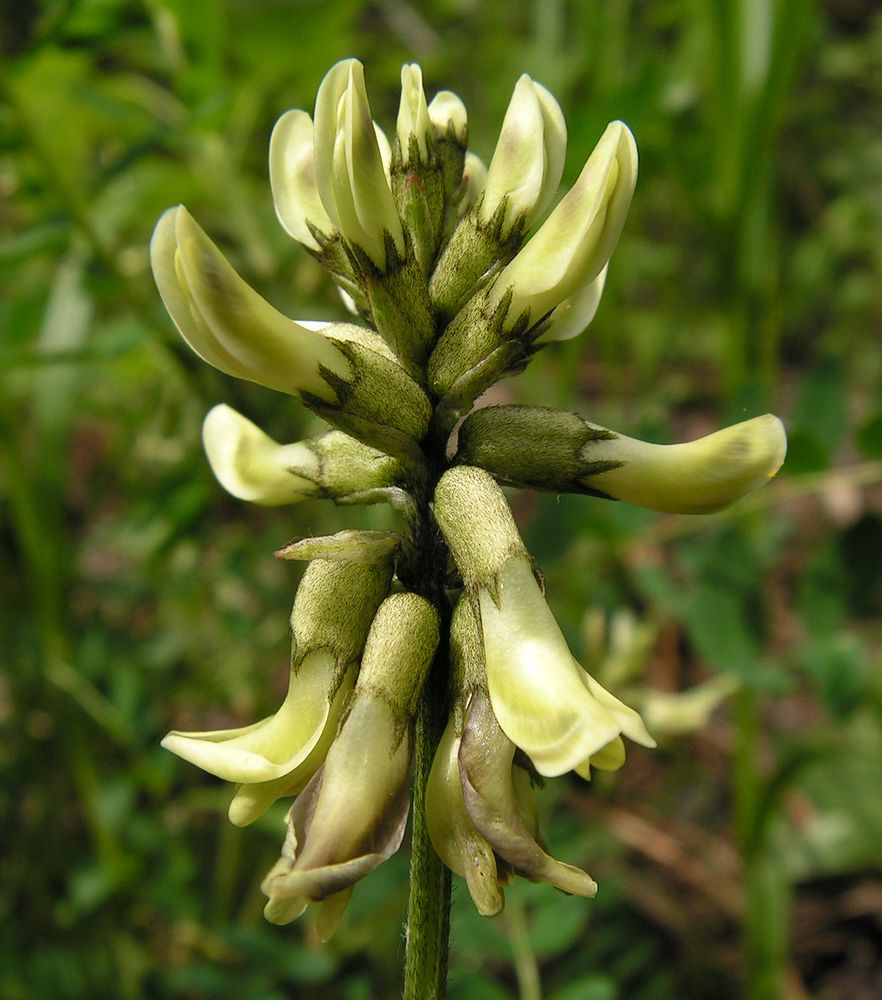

2,1,881,998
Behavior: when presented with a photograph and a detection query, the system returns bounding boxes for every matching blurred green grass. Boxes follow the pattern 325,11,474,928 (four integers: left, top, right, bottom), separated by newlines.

2,1,881,998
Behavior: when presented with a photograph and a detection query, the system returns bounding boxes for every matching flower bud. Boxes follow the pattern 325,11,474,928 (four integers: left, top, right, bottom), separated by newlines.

480,74,567,235
313,59,405,269
459,151,488,216
261,593,439,928
275,529,401,564
150,206,349,400
269,110,335,251
428,90,467,146
458,406,788,514
488,121,637,328
396,63,432,166
429,90,469,227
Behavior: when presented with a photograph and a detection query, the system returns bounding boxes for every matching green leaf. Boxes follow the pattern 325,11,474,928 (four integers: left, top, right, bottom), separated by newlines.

798,634,867,720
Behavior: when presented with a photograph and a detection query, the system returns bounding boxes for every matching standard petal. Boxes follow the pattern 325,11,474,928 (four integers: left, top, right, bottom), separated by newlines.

531,80,568,221
260,695,411,904
480,557,655,776
269,110,335,250
314,58,404,268
158,206,350,398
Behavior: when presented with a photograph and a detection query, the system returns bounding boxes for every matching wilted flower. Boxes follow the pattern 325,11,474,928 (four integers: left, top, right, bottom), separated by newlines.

458,688,598,894
427,598,598,914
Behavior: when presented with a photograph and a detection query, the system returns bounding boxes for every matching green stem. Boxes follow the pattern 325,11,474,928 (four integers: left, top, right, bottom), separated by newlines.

505,894,541,1000
402,462,452,999
734,687,789,1000
404,660,452,999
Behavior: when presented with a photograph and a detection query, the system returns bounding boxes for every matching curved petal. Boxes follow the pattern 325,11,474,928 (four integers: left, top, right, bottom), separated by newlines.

152,206,350,399
202,404,319,506
582,414,788,513
161,652,353,784
492,121,636,325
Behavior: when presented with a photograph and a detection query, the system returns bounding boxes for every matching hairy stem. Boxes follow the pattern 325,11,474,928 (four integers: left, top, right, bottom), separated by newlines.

402,462,453,999
404,653,452,999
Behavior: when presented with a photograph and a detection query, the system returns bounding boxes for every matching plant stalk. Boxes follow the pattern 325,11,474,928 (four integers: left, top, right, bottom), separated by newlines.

402,456,453,999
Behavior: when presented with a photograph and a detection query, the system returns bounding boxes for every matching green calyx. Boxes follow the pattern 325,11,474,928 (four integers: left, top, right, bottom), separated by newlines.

457,405,620,493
